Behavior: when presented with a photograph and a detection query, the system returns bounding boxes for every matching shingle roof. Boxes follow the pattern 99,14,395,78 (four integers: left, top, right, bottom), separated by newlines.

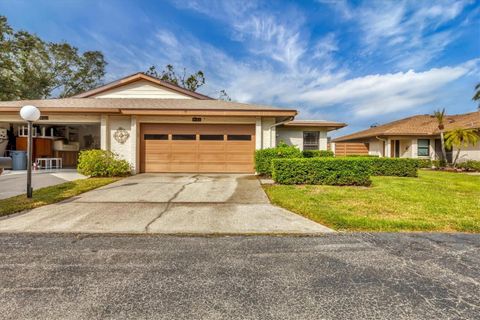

333,111,480,142
0,98,297,113
283,120,347,128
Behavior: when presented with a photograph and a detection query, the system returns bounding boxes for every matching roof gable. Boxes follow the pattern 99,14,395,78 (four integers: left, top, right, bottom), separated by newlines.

73,73,212,100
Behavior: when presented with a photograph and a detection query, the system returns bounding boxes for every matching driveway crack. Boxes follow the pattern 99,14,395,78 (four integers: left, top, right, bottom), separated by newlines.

144,175,199,232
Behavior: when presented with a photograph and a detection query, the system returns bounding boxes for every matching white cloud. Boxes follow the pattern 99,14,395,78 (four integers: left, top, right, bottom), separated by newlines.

326,0,472,69
295,61,477,117
155,30,179,48
84,0,477,124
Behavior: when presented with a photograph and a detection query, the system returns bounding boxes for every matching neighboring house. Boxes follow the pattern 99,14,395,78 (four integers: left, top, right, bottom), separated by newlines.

0,72,345,173
332,111,480,162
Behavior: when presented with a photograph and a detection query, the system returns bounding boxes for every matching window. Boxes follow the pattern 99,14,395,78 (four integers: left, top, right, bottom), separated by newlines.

417,139,430,157
144,134,168,140
200,134,224,141
303,131,319,150
172,134,196,140
227,135,251,141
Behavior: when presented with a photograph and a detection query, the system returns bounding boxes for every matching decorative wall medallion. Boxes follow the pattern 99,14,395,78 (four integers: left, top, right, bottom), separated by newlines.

113,127,130,144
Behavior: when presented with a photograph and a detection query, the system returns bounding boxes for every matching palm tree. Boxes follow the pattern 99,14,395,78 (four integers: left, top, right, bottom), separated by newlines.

433,108,448,165
474,83,480,108
444,128,479,168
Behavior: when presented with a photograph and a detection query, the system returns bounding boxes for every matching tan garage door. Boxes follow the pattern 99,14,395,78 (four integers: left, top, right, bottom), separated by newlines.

140,123,255,173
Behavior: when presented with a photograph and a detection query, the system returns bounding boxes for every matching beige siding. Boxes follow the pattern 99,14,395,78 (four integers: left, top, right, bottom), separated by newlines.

368,139,383,156
92,80,193,99
136,116,256,124
0,114,100,124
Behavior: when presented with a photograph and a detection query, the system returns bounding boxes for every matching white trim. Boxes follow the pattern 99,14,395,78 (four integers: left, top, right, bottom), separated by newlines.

100,115,109,150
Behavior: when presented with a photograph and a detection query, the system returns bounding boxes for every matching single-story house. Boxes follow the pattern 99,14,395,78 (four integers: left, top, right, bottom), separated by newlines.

332,111,480,162
0,72,345,173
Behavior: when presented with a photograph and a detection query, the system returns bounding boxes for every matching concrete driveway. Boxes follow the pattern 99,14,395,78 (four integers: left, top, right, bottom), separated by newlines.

0,174,332,234
0,170,86,200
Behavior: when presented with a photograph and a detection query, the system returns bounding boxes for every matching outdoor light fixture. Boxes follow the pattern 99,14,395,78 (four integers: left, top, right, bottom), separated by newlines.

20,105,41,198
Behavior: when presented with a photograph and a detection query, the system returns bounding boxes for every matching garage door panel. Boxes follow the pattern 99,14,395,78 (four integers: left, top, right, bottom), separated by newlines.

171,153,197,161
226,143,253,152
198,153,227,161
170,163,198,172
198,143,225,152
141,124,254,173
225,164,253,172
143,161,170,172
171,144,197,152
198,163,227,172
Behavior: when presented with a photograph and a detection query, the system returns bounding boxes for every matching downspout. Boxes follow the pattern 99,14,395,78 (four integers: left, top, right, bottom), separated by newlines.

375,136,387,157
269,116,295,148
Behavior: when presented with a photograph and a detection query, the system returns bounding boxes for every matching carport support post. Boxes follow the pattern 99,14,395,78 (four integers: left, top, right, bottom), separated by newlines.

26,121,33,198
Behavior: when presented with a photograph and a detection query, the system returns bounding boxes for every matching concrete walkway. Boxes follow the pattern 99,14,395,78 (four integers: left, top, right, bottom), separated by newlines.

0,174,333,234
0,169,86,200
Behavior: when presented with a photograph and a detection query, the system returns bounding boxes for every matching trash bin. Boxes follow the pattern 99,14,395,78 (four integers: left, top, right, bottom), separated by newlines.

10,150,27,170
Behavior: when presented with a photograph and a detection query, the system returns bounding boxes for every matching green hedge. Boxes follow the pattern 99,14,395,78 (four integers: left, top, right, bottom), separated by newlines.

271,158,372,186
255,145,302,176
457,160,480,172
366,158,419,177
302,150,334,158
416,159,432,168
416,159,447,168
77,150,131,177
344,154,379,158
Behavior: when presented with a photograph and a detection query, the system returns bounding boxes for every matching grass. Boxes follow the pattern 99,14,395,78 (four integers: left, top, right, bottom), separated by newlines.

264,170,480,232
0,177,120,217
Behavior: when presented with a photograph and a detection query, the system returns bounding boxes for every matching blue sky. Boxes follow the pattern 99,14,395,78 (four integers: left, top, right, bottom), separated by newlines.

1,0,479,136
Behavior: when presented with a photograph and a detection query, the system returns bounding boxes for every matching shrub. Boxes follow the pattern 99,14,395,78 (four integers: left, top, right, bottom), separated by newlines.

416,159,432,168
344,154,379,158
77,149,131,177
255,144,302,176
302,150,334,158
457,160,480,172
271,158,372,186
366,158,419,177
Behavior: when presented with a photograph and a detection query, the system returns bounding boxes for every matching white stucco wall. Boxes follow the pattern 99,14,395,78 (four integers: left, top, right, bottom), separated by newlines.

276,126,329,151
453,142,480,162
106,116,137,173
261,117,276,149
276,127,303,149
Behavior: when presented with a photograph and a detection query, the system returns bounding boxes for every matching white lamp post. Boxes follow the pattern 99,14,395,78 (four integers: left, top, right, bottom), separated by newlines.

20,105,41,198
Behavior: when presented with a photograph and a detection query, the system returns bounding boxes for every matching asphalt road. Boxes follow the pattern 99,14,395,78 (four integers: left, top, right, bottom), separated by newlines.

0,233,479,320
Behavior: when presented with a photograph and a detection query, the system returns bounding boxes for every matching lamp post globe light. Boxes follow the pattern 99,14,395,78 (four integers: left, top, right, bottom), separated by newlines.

20,105,41,198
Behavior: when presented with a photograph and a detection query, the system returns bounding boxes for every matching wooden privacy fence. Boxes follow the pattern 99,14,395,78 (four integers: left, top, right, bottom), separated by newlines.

334,142,369,156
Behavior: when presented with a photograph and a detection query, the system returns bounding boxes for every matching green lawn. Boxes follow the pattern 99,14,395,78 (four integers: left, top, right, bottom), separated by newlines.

264,171,480,232
0,177,120,217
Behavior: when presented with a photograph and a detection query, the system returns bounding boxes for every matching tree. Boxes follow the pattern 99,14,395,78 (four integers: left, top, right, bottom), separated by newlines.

217,89,231,101
474,83,480,108
433,108,448,165
444,128,479,168
146,65,205,92
0,15,106,100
